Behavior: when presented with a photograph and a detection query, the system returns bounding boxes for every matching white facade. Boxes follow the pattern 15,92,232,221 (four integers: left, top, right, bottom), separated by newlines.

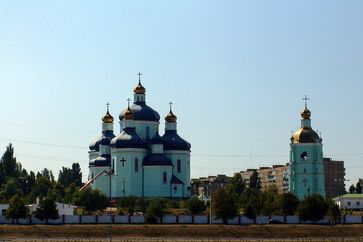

29,202,77,216
0,204,9,215
333,194,363,210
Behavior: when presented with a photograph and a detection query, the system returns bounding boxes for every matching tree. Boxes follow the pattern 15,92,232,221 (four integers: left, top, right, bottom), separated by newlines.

58,163,82,188
349,184,356,194
262,186,279,215
278,192,300,215
356,182,362,194
6,193,27,224
249,170,260,190
0,178,20,202
34,196,59,223
186,197,205,215
73,187,107,213
145,198,166,224
297,194,327,223
327,199,341,224
243,203,257,220
118,196,137,215
212,187,238,224
228,173,245,196
0,144,20,178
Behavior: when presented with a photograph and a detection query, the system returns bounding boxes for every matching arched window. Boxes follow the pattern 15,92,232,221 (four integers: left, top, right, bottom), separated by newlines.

177,159,181,173
163,172,167,184
134,158,138,172
146,127,150,139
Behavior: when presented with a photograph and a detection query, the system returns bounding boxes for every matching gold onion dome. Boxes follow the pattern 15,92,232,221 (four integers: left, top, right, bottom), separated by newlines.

165,110,177,123
300,106,311,119
133,80,146,94
123,105,134,120
102,110,114,123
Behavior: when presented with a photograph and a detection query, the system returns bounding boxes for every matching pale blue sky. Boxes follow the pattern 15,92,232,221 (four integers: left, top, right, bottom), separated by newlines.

0,1,362,187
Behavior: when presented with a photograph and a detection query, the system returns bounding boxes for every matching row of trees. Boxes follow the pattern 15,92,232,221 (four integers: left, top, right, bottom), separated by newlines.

210,173,341,224
349,180,363,194
0,144,343,224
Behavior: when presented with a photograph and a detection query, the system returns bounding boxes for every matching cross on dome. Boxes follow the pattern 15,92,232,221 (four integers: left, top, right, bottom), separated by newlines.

138,72,142,83
169,101,173,111
106,102,110,112
127,98,131,107
303,95,309,108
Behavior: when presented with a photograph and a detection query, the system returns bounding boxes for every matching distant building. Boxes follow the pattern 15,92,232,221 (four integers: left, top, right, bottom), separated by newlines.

324,158,345,198
191,175,231,197
239,165,289,193
333,194,363,210
238,158,344,196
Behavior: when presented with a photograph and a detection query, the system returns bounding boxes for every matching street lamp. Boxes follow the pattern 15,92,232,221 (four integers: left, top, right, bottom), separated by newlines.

103,169,114,242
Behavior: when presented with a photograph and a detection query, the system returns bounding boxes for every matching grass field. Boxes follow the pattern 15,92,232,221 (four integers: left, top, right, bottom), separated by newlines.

1,224,363,241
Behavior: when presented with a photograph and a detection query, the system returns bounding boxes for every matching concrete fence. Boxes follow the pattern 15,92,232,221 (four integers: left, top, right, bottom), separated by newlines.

0,214,362,225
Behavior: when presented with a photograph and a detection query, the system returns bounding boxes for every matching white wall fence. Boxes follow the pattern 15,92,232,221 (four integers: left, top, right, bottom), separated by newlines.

0,214,362,225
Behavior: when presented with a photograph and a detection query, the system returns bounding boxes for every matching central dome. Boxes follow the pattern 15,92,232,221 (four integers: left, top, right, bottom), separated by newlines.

119,103,160,122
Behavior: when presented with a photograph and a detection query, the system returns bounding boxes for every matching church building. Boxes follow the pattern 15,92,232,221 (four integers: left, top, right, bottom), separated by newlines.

289,97,326,200
88,75,191,198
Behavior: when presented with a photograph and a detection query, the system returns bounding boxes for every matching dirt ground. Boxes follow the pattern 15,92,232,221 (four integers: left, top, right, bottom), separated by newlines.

0,224,363,240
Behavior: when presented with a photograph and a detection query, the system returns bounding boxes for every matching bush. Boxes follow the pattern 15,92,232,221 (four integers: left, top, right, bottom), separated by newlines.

297,194,327,223
145,198,166,224
186,197,205,214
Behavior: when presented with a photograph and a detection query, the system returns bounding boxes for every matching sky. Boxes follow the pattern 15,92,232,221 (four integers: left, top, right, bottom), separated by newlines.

0,1,362,188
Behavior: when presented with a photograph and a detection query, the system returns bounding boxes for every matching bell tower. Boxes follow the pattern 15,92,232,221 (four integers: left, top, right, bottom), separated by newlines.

289,96,326,199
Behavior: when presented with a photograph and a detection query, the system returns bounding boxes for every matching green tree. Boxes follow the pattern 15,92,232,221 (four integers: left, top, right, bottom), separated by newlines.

327,199,341,224
6,193,27,224
118,196,137,215
240,188,264,215
278,192,300,215
135,197,147,214
212,187,238,224
262,186,279,215
228,173,245,196
34,196,59,223
0,178,20,202
0,144,20,178
58,163,82,188
73,187,107,213
356,182,362,194
249,170,260,190
186,197,205,215
243,203,257,220
145,198,166,224
297,194,327,223
349,184,355,194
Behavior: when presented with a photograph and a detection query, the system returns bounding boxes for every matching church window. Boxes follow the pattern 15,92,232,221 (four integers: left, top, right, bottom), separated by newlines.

304,168,306,173
177,159,181,173
301,152,309,160
163,172,167,183
146,127,150,139
134,158,138,172
174,186,177,193
91,173,94,184
112,158,115,171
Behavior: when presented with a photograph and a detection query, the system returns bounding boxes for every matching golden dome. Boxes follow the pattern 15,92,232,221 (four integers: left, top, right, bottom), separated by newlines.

165,110,177,123
300,106,311,119
102,111,114,123
292,128,320,143
133,81,146,94
123,106,134,120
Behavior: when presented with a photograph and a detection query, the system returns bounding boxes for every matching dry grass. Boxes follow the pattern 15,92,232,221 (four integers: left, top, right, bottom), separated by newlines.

0,224,363,240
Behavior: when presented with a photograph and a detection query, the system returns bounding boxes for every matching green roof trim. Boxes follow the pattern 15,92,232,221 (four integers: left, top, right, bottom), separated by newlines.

333,194,363,199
